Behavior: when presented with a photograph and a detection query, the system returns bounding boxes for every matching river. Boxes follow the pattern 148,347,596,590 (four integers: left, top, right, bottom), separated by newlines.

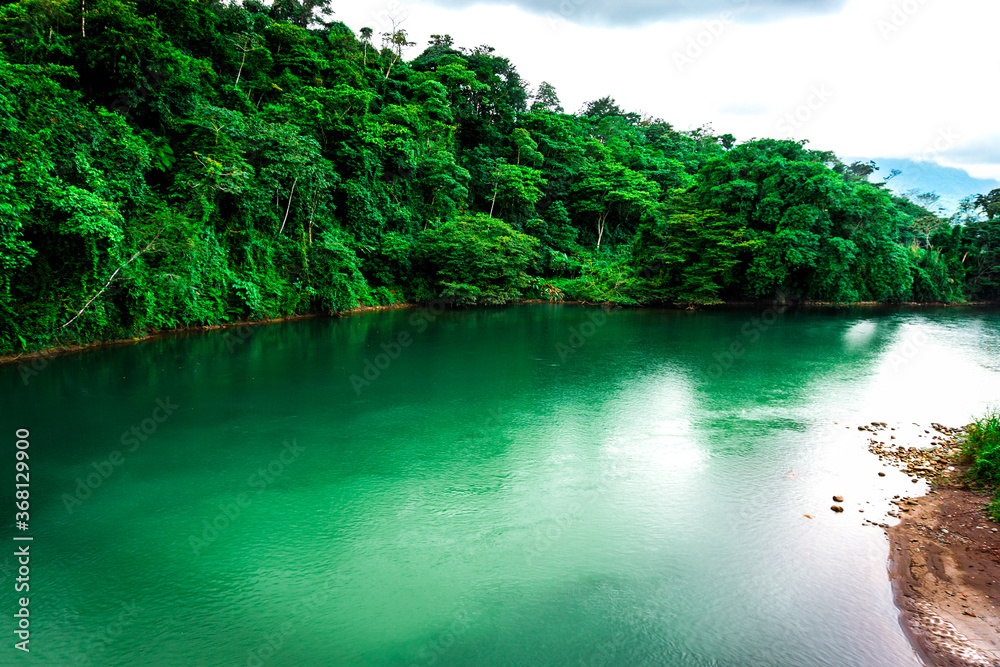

4,304,1000,666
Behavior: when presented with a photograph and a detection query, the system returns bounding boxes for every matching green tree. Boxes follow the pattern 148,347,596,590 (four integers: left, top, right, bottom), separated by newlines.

530,81,562,112
633,195,754,305
570,160,659,248
414,214,539,304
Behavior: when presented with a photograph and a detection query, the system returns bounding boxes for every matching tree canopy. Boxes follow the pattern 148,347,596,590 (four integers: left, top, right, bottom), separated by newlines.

0,0,996,354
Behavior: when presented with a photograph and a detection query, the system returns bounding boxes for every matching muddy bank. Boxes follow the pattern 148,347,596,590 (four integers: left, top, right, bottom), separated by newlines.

866,422,1000,666
889,486,1000,667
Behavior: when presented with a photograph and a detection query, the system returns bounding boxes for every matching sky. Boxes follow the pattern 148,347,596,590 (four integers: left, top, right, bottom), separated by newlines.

331,0,1000,184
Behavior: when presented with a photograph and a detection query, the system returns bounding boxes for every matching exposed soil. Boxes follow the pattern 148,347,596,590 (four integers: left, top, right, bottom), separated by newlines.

865,422,1000,666
890,486,1000,667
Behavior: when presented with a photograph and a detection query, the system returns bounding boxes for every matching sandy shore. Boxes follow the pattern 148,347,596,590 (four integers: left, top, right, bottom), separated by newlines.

889,485,1000,667
869,424,1000,666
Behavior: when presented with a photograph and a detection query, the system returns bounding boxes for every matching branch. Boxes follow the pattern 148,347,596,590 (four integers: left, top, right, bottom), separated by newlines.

61,231,161,330
277,176,298,236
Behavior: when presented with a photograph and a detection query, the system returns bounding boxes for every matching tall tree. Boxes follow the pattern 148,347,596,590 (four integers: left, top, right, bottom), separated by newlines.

570,160,659,248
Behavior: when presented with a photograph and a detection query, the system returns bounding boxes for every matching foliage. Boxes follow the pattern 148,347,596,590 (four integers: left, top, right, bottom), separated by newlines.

633,194,753,305
962,407,1000,521
0,0,996,355
964,407,1000,484
548,247,639,304
414,214,539,304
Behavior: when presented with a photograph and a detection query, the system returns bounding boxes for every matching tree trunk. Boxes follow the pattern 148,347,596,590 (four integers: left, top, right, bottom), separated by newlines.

277,177,298,236
236,50,247,87
384,55,399,80
62,233,160,329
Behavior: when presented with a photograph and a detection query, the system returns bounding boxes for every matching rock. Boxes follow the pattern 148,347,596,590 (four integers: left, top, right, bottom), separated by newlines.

833,495,844,502
831,505,844,513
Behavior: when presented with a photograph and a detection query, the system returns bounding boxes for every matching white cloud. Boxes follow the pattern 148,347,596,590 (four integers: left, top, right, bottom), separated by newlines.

718,101,771,117
336,0,1000,179
420,0,847,27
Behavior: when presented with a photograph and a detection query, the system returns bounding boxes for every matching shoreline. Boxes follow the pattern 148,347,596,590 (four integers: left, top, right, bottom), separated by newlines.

3,298,998,367
868,424,1000,666
888,486,1000,667
0,301,414,367
5,302,1000,663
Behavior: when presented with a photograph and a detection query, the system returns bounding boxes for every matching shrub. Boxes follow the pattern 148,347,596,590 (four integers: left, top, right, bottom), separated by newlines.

414,214,539,305
965,406,1000,485
963,406,1000,520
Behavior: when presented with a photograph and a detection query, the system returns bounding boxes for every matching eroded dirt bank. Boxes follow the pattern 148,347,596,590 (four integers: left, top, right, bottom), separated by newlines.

866,422,1000,666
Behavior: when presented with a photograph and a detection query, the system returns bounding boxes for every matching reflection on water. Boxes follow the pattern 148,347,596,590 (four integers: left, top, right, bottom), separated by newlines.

3,305,999,666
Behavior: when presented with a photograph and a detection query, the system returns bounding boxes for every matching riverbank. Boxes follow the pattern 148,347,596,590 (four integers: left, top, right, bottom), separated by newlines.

890,486,1000,667
870,424,1000,666
4,298,998,367
0,301,416,368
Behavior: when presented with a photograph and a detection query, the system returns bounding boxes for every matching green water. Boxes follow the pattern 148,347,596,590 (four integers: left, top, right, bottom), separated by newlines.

4,305,1000,666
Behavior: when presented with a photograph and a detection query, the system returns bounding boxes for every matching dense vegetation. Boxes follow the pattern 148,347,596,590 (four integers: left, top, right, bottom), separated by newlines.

963,407,1000,520
2,0,999,355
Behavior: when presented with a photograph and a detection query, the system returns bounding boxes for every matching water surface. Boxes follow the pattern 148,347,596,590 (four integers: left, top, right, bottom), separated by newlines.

4,305,1000,666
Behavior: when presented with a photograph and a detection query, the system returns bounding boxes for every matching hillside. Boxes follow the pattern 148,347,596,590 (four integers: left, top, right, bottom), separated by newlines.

1,0,999,356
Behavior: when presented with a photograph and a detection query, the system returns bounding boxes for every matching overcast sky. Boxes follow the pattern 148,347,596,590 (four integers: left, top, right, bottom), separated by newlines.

332,0,1000,182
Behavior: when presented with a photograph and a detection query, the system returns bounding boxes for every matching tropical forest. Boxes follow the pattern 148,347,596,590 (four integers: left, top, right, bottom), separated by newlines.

1,0,998,356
